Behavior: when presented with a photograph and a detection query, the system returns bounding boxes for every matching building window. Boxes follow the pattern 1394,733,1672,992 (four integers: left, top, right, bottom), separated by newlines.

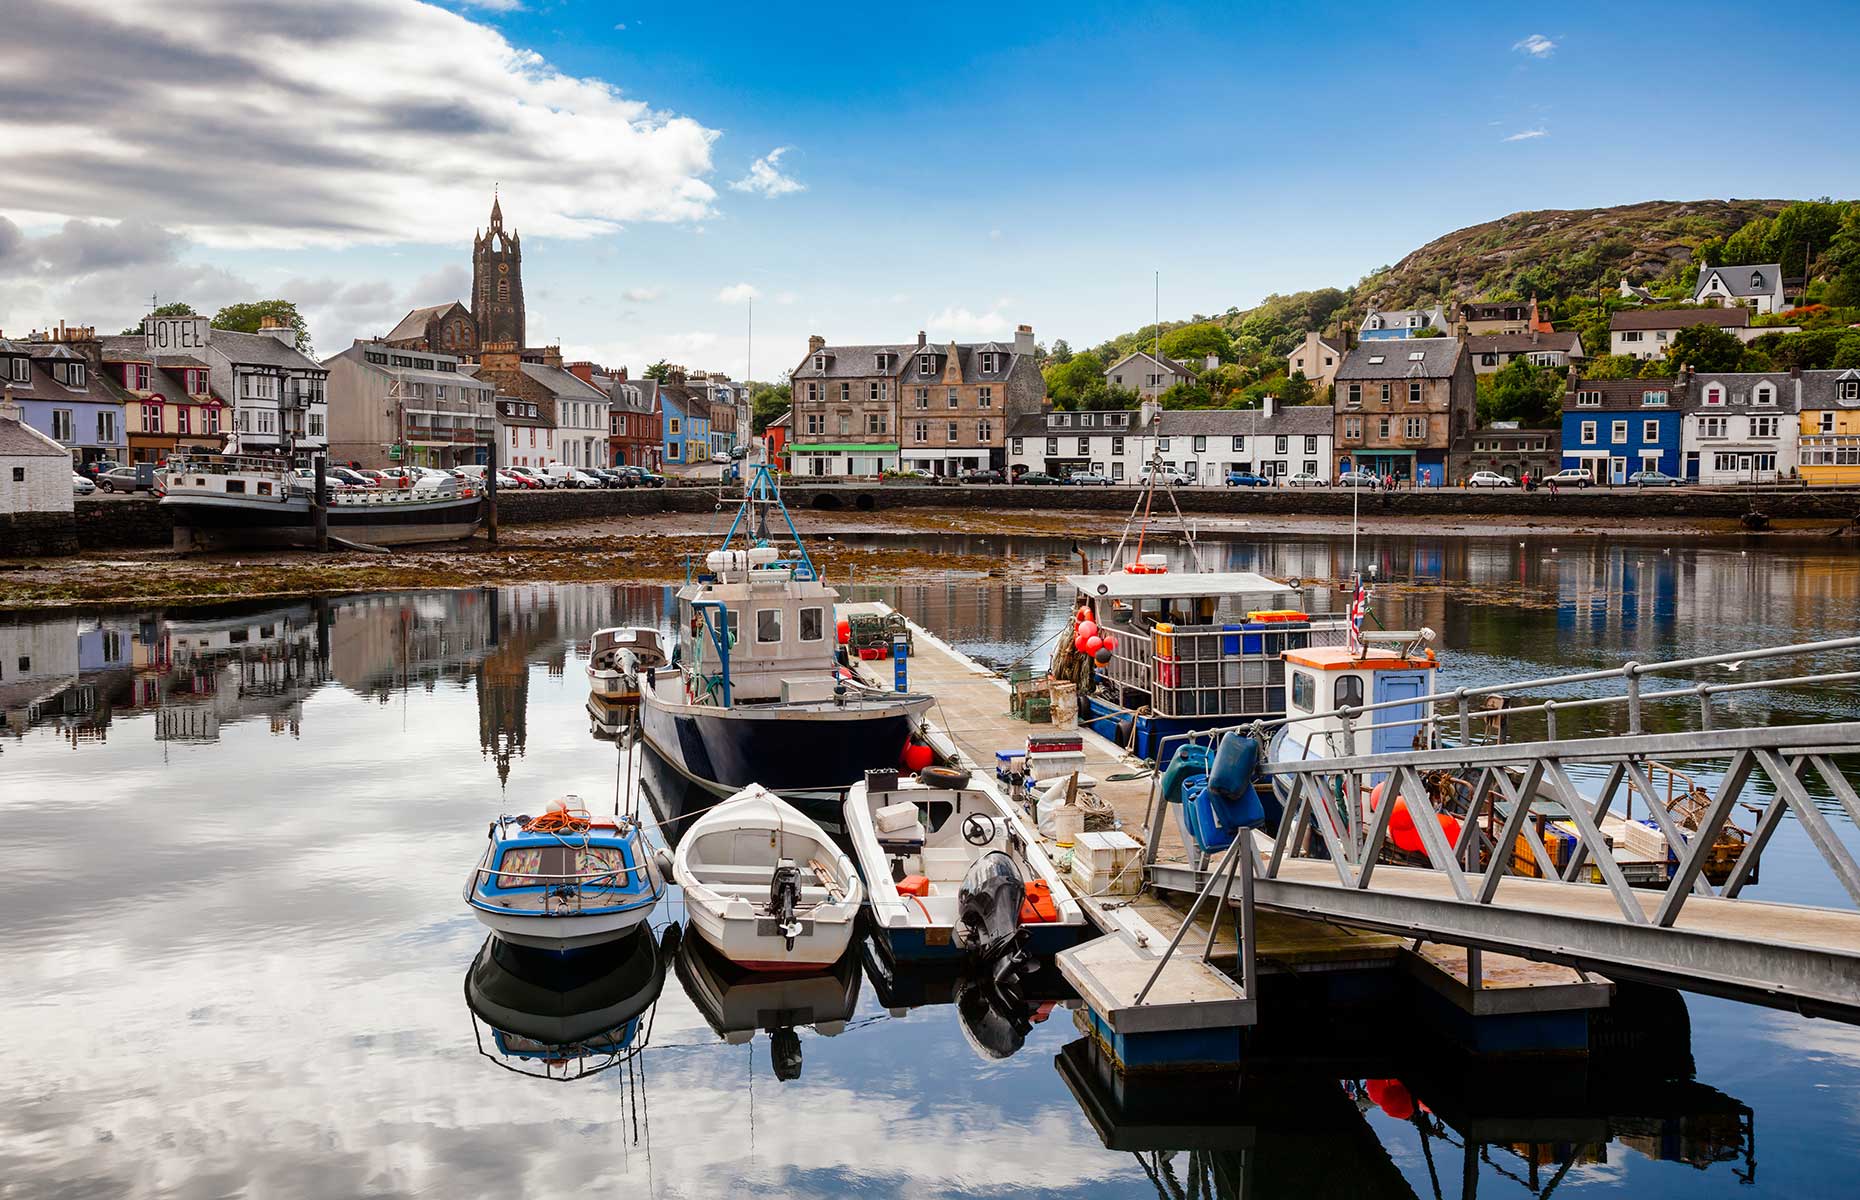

141,403,161,433
950,422,962,443
914,421,929,442
1752,416,1778,438
805,382,819,402
130,364,150,391
1377,417,1391,439
1346,384,1361,407
1304,435,1317,453
806,414,823,436
873,353,890,371
1580,421,1596,445
978,386,993,408
1752,384,1775,406
1575,390,1602,407
919,353,935,374
1699,416,1728,438
867,412,886,435
1231,436,1244,451
869,381,885,401
1408,381,1422,404
1076,436,1088,455
1158,437,1170,452
981,352,997,372
1641,391,1668,406
1343,416,1362,440
1611,420,1628,443
1703,385,1725,405
1276,434,1289,453
1621,331,1644,343
206,408,220,434
840,383,851,402
1402,419,1421,440
9,467,20,482
178,407,191,435
1643,419,1661,442
1045,438,1058,455
668,418,680,435
914,387,929,410
1011,437,1023,454
309,413,325,437
947,388,960,409
497,279,509,302
97,411,117,442
4,357,27,383
978,419,992,442
1112,436,1124,455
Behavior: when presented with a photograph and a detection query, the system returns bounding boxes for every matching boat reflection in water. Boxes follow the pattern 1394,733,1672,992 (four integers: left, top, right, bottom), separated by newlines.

1056,982,1756,1198
672,928,862,1081
861,936,1073,1062
464,923,674,1081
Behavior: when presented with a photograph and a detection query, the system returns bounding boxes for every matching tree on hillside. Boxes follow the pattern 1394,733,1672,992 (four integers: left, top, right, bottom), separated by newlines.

751,383,790,433
1580,354,1644,381
1047,338,1073,364
1662,325,1750,373
644,361,672,382
1043,352,1106,409
212,300,311,353
1160,322,1233,365
121,301,194,335
1477,358,1563,426
1281,372,1316,406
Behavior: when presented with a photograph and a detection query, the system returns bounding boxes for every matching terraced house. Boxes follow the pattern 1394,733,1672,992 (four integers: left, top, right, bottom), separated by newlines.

1680,371,1803,484
1560,373,1690,484
99,320,227,463
1333,338,1474,485
1798,368,1860,485
789,326,1043,476
0,327,130,469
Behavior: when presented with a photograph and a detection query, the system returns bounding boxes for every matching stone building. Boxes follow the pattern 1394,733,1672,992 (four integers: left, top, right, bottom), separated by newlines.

467,342,605,470
322,340,496,469
789,325,1044,476
1447,422,1561,483
1334,337,1475,485
381,301,477,357
472,193,526,348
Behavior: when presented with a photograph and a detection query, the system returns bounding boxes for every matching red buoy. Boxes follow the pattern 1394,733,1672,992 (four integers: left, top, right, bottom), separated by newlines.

901,741,934,774
1076,620,1098,642
836,618,851,645
1366,1078,1414,1120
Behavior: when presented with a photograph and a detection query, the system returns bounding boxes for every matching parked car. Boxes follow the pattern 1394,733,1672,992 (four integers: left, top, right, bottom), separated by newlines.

1137,466,1190,487
1225,472,1272,488
72,473,96,495
1064,470,1113,486
959,468,1004,484
588,468,625,487
616,465,665,488
1016,472,1061,485
95,466,151,493
508,466,557,489
80,459,122,481
1284,471,1327,488
1336,470,1382,489
1466,471,1516,489
898,468,934,480
1542,468,1595,489
329,467,375,487
1629,469,1683,488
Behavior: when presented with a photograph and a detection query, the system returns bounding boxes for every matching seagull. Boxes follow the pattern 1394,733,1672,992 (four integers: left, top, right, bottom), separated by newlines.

1717,661,1744,672
1663,548,1672,554
1550,547,1559,553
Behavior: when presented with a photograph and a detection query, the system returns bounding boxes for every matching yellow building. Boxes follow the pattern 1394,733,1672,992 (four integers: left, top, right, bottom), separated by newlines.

1798,370,1860,485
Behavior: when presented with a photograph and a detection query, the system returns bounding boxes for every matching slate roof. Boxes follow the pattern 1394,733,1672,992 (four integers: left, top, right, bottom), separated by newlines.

1360,305,1449,334
518,361,607,400
209,328,326,371
607,377,659,415
1695,264,1783,300
1465,331,1584,356
1155,405,1335,438
900,342,1021,385
0,416,68,458
1007,409,1153,438
1562,377,1688,412
98,335,211,371
384,303,461,343
1609,307,1749,332
790,344,915,380
1689,372,1801,411
1103,351,1195,380
2,345,134,406
1336,338,1466,380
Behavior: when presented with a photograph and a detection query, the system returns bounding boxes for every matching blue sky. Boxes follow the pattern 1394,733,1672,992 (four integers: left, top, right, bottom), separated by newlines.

3,0,1858,375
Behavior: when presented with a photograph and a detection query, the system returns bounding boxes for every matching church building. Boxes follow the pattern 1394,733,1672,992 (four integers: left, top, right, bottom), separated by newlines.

380,192,528,356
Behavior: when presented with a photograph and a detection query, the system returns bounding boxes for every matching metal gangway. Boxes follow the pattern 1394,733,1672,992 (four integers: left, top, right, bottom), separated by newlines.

1139,637,1860,1020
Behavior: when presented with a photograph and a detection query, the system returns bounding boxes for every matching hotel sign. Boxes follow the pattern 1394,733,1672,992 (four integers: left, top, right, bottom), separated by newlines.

147,315,211,352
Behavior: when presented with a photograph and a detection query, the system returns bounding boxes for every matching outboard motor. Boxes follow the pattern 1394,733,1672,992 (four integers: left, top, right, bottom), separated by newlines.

770,1026,803,1081
954,972,1034,1062
770,859,803,949
956,851,1035,988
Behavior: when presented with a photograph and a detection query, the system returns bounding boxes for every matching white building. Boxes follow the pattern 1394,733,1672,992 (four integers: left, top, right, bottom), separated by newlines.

1681,371,1802,484
1608,307,1751,360
1006,398,1334,484
191,315,329,460
322,341,496,469
1,399,74,515
488,396,558,470
1694,262,1787,314
518,360,608,470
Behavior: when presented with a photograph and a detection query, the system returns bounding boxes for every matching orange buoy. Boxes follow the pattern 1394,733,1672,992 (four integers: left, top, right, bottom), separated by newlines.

1370,784,1462,856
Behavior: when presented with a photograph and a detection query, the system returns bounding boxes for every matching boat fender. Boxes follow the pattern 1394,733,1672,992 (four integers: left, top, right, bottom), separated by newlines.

653,846,676,884
918,765,971,790
1207,732,1267,829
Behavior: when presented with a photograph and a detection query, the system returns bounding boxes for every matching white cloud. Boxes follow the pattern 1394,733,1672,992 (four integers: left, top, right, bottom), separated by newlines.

0,0,720,250
1512,33,1556,57
728,147,805,198
456,0,525,11
1503,129,1548,142
717,283,760,304
623,287,662,303
774,291,798,306
924,304,1016,340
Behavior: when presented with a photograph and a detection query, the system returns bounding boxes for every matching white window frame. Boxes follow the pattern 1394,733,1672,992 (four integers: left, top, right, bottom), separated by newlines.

1610,420,1628,444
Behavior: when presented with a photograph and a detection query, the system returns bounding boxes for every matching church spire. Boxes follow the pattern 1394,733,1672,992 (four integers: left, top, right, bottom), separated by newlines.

489,185,502,232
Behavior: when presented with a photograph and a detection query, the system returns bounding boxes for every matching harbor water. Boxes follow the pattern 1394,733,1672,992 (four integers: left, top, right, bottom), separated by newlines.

3,528,1858,1197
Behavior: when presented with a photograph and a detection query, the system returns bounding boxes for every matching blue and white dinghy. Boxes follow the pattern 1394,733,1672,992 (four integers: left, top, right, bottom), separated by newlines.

465,798,665,951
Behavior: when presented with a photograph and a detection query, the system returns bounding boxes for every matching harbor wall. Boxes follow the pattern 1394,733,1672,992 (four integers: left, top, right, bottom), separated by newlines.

16,484,1860,556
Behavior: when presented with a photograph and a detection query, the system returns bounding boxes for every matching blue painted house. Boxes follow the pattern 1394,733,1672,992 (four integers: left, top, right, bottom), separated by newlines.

657,371,709,467
1560,374,1690,484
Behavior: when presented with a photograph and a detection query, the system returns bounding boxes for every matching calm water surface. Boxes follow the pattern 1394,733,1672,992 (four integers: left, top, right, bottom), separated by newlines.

3,529,1858,1198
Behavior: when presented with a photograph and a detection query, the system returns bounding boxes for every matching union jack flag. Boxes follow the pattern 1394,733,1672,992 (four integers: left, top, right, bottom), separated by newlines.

1346,578,1371,657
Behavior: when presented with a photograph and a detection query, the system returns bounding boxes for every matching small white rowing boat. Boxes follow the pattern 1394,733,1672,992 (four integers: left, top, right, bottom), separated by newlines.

587,626,667,702
672,784,863,970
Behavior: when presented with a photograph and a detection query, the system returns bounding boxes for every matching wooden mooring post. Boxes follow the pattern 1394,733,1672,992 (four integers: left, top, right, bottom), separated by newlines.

312,455,329,552
485,441,499,545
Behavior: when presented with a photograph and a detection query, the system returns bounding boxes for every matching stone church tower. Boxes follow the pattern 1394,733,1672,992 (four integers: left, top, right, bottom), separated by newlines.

471,192,526,349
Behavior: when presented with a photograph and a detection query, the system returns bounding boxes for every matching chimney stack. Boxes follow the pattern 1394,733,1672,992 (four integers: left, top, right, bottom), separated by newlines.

1015,323,1036,359
917,330,927,348
617,366,629,381
807,334,826,354
566,361,594,384
1,386,23,426
541,345,564,370
257,313,295,345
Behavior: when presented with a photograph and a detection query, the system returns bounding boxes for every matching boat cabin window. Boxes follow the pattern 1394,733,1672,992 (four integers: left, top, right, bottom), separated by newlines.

1334,675,1364,711
1290,670,1315,713
495,844,627,888
799,606,824,641
756,608,783,644
225,479,245,494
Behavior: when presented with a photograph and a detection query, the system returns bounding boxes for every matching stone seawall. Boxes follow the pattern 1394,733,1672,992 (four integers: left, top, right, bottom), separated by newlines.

14,483,1858,557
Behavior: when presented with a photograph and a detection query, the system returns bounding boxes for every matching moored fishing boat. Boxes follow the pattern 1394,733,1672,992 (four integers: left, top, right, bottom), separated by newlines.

672,784,863,970
161,454,482,550
464,799,664,951
636,464,931,799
